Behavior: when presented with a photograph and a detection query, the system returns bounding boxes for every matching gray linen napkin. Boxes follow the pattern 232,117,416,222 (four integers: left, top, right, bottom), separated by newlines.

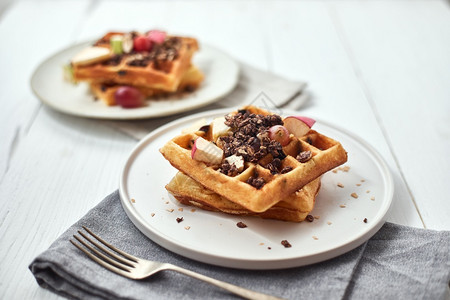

30,191,450,300
103,63,309,140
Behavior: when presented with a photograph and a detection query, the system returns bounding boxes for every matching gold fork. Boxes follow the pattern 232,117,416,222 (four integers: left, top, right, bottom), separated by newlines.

70,226,283,300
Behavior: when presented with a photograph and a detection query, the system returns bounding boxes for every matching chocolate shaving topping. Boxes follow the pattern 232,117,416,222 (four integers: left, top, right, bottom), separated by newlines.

246,176,265,189
198,125,210,133
281,240,292,248
236,222,247,228
280,166,293,174
125,37,181,67
296,151,312,163
220,160,239,177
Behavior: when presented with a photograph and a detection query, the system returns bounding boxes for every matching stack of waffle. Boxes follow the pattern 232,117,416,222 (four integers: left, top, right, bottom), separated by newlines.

160,106,348,222
70,31,203,106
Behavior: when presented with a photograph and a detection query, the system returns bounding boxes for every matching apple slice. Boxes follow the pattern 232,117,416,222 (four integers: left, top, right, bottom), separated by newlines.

71,46,112,66
211,116,231,141
283,116,316,137
191,137,223,165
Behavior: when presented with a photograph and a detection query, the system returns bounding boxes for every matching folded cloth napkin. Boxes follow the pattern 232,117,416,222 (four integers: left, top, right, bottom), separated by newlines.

103,62,309,140
30,191,450,300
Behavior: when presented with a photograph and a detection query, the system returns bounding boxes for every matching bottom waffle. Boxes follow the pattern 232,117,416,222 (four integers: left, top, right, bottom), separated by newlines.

89,65,204,106
166,172,321,222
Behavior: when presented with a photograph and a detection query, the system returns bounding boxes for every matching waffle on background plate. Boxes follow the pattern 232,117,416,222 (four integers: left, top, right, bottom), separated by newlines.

70,30,203,106
160,105,348,221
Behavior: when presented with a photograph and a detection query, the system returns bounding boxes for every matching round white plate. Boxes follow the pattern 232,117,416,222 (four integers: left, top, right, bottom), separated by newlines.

119,108,393,269
30,42,239,120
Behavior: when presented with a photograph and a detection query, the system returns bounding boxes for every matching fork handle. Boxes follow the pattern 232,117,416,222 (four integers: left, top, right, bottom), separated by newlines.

165,264,284,300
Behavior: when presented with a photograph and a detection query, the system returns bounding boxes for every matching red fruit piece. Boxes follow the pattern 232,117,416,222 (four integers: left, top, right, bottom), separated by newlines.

133,36,152,52
114,86,144,108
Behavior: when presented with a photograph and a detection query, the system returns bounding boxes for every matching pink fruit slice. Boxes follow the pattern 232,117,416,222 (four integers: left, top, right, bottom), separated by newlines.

147,30,166,44
191,137,223,165
283,116,315,137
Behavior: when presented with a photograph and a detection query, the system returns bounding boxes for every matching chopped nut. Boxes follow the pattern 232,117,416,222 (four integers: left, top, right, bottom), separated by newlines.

184,226,191,230
166,209,174,213
342,166,350,172
237,222,247,228
178,208,184,212
351,193,358,199
366,190,370,193
190,209,196,212
151,213,155,217
281,240,292,248
371,196,375,201
361,179,365,182
131,198,136,203
312,236,319,240
314,215,320,219
327,221,332,225
340,204,346,208
337,183,344,188
356,183,361,186
165,201,169,204
259,243,265,246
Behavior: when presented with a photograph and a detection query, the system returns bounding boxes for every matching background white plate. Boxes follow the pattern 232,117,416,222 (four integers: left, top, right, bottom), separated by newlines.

119,108,393,269
30,42,239,120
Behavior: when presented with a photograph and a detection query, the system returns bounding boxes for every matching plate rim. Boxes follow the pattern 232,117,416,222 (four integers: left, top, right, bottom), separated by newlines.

30,41,240,120
119,107,394,269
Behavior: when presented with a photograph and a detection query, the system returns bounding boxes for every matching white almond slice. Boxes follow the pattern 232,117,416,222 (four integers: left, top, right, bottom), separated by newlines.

225,155,244,172
71,46,112,66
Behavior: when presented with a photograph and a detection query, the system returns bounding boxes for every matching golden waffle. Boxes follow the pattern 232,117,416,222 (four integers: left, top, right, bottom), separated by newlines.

89,65,204,106
166,172,321,222
72,31,199,91
160,105,348,213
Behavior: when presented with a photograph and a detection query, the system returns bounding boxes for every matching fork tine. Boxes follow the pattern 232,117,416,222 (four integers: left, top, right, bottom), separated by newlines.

70,239,133,278
82,226,138,262
72,234,134,271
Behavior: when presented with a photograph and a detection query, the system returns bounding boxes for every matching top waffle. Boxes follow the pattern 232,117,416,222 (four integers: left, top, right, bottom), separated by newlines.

160,106,348,213
72,31,199,91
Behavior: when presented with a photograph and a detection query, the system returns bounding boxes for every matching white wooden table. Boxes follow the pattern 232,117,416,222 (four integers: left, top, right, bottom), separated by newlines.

1,0,449,298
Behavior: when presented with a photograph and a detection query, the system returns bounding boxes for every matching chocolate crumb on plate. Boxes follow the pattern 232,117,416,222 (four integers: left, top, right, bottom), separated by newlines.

305,215,314,222
176,217,184,223
236,221,247,228
363,218,368,223
281,240,292,248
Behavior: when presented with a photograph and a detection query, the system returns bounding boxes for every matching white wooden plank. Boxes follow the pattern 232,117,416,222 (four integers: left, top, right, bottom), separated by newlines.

0,0,91,181
262,0,424,228
332,0,450,229
0,108,136,299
